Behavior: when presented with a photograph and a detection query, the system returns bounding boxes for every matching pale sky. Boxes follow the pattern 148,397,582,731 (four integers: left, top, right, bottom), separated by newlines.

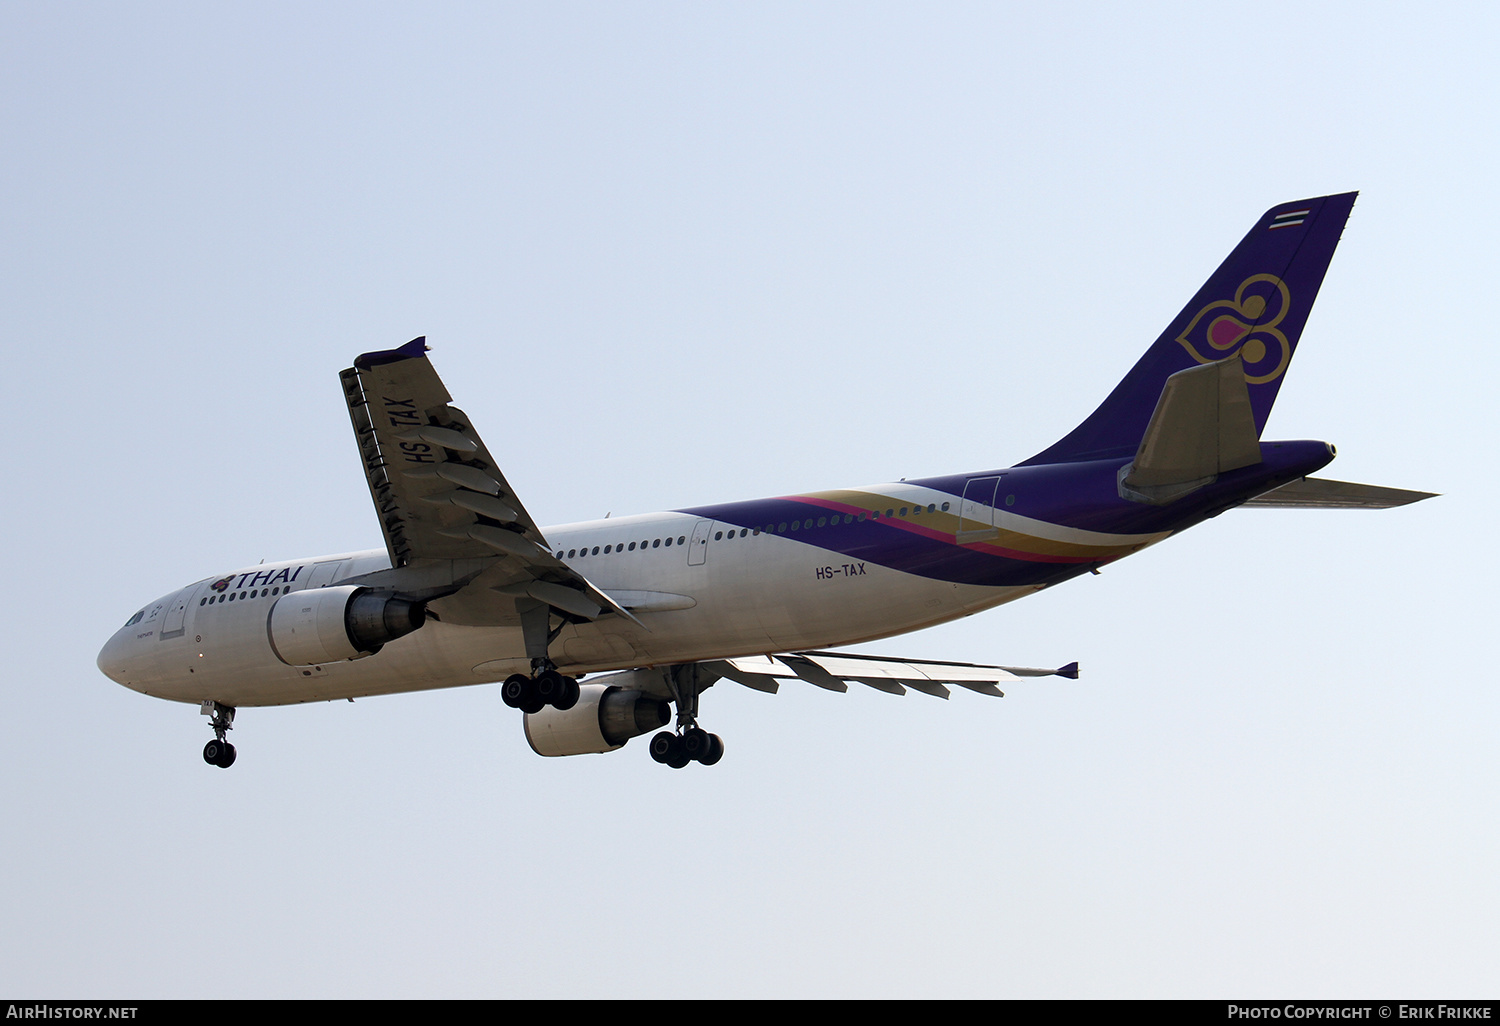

2,1,1494,997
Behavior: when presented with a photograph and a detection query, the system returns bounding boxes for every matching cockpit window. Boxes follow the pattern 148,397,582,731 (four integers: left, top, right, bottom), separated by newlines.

124,610,145,627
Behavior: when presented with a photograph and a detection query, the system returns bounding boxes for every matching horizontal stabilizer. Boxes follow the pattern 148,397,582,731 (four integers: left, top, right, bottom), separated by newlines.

1242,477,1438,509
1119,356,1261,505
705,651,1079,700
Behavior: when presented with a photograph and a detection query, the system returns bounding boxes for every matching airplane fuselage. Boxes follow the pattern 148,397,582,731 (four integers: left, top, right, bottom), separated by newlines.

98,440,1333,708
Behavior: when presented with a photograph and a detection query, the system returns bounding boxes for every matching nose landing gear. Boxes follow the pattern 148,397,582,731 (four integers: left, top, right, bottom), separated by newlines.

200,700,237,769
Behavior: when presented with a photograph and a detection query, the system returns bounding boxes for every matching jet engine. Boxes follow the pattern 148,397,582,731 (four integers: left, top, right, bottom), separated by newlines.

524,680,671,756
267,585,426,666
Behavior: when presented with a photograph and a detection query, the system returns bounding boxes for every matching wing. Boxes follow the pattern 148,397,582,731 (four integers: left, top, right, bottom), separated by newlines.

702,651,1079,699
339,338,636,627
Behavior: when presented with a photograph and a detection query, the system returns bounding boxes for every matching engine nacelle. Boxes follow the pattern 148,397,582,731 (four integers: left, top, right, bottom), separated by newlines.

267,585,426,666
524,679,671,757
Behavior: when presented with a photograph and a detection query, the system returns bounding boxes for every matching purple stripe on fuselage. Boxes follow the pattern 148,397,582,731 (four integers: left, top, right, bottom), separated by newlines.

909,440,1333,535
794,493,1094,565
679,440,1334,587
679,495,1088,587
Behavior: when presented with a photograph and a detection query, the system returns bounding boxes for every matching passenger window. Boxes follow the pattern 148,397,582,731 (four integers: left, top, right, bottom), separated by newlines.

653,539,661,548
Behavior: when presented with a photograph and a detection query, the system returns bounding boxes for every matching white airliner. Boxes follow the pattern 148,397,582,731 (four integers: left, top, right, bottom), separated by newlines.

97,192,1431,769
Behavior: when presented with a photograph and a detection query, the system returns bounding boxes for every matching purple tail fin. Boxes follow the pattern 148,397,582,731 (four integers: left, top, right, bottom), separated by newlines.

1019,192,1357,466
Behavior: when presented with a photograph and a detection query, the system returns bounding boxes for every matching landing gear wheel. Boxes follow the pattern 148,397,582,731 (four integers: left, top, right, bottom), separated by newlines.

503,674,546,714
501,674,531,709
534,669,570,708
203,740,236,768
683,726,713,762
554,676,580,711
665,741,691,769
699,734,725,766
649,730,677,764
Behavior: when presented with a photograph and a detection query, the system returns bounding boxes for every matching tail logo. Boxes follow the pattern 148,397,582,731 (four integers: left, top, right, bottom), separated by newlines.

1175,274,1291,384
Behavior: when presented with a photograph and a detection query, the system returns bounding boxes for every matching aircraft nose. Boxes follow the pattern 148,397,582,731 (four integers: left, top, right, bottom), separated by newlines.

97,631,133,685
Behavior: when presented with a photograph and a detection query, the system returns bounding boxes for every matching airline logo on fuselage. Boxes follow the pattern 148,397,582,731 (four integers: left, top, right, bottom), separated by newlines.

213,566,307,592
1175,273,1292,384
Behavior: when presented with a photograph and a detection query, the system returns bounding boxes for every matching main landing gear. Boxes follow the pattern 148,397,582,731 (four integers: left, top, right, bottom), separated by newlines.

503,601,582,714
501,660,581,715
505,602,724,768
648,663,724,770
201,700,237,769
648,725,724,768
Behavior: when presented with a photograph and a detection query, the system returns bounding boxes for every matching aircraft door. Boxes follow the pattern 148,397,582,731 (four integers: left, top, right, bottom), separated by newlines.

160,581,207,640
957,476,1002,544
687,519,712,566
